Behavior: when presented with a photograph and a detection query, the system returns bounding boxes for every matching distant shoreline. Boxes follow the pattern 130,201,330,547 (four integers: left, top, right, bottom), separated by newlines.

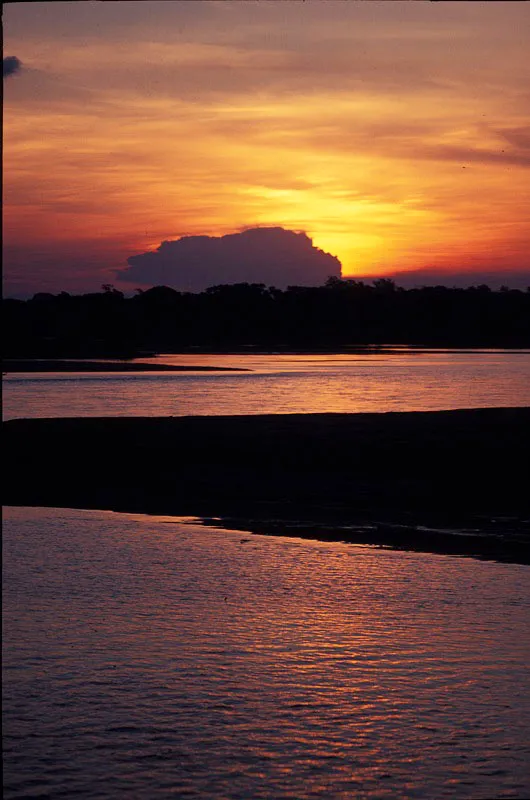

4,408,529,564
2,359,249,373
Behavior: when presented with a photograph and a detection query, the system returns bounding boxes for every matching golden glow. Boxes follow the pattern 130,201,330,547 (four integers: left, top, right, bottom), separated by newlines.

3,1,530,292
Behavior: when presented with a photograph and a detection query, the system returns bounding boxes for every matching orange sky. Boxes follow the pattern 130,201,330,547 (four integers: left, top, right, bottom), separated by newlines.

3,1,530,295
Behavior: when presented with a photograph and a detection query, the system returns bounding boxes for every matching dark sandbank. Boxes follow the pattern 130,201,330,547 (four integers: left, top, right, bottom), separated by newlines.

4,408,530,563
3,359,248,373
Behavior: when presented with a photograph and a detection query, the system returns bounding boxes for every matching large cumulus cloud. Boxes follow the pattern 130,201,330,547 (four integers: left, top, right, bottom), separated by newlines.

117,227,342,291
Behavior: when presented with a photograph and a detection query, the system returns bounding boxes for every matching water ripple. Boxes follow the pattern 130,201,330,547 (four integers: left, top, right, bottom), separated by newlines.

3,506,530,799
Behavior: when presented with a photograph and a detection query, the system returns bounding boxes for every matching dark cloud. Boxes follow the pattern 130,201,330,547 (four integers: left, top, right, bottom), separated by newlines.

293,125,530,169
3,56,22,79
117,227,342,291
496,126,530,152
414,144,530,169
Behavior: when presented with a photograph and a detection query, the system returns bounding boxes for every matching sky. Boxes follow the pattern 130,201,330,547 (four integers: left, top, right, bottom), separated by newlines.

3,0,530,296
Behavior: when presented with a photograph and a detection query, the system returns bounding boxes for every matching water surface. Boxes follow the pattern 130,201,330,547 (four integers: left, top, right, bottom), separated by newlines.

4,349,530,419
3,506,530,799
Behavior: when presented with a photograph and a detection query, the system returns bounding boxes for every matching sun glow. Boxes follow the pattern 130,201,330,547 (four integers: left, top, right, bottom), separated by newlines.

3,1,530,294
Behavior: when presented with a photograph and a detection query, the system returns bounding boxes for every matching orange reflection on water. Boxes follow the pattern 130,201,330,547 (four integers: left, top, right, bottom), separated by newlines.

4,506,530,799
3,350,530,421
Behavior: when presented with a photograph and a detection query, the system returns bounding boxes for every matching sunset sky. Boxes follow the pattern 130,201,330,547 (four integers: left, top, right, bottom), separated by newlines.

3,0,530,296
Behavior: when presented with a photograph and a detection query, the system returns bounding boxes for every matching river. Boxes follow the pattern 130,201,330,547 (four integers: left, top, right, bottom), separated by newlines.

3,349,530,419
3,506,530,799
3,350,530,798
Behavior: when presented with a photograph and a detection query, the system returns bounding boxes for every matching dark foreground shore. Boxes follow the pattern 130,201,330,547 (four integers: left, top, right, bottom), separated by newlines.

3,359,247,373
4,408,530,564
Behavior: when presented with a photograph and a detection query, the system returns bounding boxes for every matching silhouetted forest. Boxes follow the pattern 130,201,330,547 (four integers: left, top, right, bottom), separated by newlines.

3,278,530,357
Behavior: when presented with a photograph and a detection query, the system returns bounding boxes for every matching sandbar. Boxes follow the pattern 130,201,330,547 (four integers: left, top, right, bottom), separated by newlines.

3,359,249,373
4,408,529,564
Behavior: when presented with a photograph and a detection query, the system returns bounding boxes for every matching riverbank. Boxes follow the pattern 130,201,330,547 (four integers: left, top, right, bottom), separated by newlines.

3,359,248,373
4,408,530,563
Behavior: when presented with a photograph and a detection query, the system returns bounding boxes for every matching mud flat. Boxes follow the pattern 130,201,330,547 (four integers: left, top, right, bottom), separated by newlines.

3,359,248,372
4,408,530,563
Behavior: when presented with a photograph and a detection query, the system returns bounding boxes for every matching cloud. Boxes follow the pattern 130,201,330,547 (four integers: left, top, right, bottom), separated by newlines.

411,144,530,170
117,227,342,291
3,56,22,78
3,64,97,110
497,126,530,152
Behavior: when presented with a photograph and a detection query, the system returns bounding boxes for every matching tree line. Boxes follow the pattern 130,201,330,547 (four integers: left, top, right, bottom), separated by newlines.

3,277,530,357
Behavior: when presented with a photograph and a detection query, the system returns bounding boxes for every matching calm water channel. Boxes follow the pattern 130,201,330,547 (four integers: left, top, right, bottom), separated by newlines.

3,506,530,800
3,350,530,419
